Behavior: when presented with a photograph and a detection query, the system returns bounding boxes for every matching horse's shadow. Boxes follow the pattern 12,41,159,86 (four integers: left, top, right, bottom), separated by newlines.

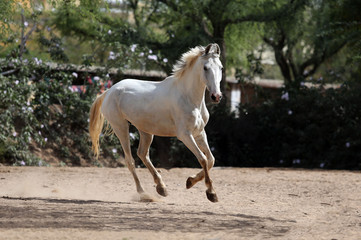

0,196,295,238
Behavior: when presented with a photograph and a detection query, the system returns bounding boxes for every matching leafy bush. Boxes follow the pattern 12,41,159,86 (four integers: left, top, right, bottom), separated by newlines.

201,82,361,170
0,56,132,166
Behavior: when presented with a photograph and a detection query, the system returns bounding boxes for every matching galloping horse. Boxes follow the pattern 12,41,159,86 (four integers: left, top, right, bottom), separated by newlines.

89,43,223,202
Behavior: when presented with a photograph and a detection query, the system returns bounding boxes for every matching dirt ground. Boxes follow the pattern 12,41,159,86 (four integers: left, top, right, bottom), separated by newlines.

0,166,360,240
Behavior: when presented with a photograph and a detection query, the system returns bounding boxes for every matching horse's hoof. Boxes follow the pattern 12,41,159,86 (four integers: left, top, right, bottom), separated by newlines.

156,185,168,197
186,177,194,189
206,190,218,203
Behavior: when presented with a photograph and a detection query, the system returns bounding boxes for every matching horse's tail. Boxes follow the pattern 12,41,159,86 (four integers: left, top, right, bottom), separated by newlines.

89,90,109,158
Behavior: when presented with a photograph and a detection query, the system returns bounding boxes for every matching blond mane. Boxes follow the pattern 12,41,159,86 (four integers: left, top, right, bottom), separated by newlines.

172,46,205,79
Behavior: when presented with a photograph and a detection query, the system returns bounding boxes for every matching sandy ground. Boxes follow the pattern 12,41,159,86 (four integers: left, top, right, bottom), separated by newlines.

0,166,360,240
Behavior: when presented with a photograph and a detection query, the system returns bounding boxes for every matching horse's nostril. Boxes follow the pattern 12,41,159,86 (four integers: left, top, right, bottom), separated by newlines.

219,95,222,100
211,94,216,101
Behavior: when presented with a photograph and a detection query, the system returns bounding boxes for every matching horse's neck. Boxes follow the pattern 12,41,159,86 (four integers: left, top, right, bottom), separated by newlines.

176,68,206,107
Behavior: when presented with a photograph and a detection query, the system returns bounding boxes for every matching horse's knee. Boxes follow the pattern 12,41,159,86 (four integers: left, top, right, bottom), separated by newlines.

198,156,208,169
208,155,215,169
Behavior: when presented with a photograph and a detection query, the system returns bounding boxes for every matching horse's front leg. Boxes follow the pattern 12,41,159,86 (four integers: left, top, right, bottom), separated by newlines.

186,130,215,189
178,132,218,202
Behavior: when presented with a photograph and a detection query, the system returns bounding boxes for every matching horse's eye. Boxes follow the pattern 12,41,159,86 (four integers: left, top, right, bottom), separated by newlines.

221,67,224,71
204,66,208,71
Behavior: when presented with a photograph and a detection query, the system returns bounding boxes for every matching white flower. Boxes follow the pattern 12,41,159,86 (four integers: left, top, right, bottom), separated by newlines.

27,101,30,106
300,82,305,86
15,80,19,85
94,76,100,81
288,110,293,115
20,160,26,166
281,92,289,101
112,148,117,154
38,131,41,135
34,57,40,65
108,51,116,60
129,133,136,140
163,58,168,63
44,138,48,142
345,142,350,148
12,132,17,137
24,21,28,27
139,52,144,57
41,124,44,128
320,163,325,168
149,49,153,54
293,159,301,164
130,44,137,52
106,73,110,78
72,72,78,78
38,161,43,166
147,55,158,61
3,90,7,94
108,29,112,35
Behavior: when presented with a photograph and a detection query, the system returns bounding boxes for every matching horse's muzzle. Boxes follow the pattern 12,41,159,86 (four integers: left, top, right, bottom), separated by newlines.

211,93,222,103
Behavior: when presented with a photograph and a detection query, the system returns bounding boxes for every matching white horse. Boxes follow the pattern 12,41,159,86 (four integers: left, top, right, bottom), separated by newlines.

89,43,223,202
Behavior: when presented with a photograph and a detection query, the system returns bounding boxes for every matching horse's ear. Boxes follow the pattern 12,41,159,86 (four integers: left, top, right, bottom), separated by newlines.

214,43,221,55
204,43,220,55
204,44,212,55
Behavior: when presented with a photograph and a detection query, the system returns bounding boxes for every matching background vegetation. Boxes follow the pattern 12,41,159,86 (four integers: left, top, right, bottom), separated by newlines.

0,0,360,169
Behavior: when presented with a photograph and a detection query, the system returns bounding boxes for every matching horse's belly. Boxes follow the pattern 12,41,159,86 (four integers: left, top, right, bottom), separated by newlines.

128,114,177,137
121,102,176,136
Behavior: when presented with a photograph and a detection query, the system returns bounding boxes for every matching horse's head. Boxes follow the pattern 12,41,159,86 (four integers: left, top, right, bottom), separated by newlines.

201,43,223,103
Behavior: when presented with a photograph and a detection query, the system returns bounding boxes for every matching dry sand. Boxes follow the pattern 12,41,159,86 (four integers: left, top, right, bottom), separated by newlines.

0,166,360,240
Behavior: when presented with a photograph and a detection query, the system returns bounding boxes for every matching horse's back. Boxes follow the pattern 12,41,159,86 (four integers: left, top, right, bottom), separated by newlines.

102,78,177,136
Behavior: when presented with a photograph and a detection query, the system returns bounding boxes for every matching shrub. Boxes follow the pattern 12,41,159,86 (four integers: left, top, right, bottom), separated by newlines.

201,82,361,170
0,57,133,166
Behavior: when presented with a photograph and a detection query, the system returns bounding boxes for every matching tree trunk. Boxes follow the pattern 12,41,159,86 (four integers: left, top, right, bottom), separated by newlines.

213,25,227,93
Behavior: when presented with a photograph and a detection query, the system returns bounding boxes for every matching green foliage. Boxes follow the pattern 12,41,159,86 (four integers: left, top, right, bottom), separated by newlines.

0,55,134,166
200,83,361,170
0,57,45,166
0,0,360,170
263,0,361,84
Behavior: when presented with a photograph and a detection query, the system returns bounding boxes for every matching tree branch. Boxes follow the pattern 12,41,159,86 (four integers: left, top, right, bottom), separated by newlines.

201,19,213,38
19,9,37,60
224,0,307,25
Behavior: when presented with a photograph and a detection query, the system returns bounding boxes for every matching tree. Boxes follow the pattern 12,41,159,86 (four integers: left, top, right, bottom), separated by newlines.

152,0,308,92
263,0,361,85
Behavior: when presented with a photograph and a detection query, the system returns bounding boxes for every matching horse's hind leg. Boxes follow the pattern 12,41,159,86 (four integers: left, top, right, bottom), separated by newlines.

186,131,215,189
137,130,168,197
110,119,145,195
